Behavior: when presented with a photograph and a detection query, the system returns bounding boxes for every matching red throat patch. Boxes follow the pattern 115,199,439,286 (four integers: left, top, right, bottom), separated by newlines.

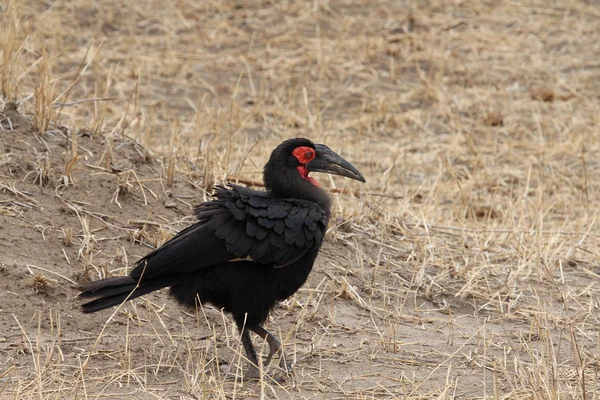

297,166,320,187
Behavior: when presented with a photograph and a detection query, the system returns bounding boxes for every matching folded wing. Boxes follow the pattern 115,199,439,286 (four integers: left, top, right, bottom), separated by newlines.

129,184,329,279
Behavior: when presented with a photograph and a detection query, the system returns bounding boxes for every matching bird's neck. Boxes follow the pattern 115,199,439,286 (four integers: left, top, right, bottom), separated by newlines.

264,170,332,214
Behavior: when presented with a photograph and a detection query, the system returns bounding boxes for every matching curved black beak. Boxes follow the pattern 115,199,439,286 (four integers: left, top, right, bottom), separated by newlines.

306,144,366,183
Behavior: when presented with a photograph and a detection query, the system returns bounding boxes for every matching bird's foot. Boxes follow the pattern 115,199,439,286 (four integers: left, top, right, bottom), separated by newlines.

263,332,290,370
243,355,292,382
245,363,288,383
263,348,278,367
245,364,261,380
264,350,292,371
219,362,263,381
277,352,293,373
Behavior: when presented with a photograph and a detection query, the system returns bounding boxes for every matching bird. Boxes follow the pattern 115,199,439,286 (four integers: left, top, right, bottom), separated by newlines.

78,138,365,378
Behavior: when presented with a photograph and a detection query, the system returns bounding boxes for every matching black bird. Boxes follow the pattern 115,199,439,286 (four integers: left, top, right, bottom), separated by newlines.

79,138,365,377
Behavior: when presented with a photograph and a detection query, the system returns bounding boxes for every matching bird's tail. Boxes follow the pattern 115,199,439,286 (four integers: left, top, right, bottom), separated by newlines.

79,275,178,313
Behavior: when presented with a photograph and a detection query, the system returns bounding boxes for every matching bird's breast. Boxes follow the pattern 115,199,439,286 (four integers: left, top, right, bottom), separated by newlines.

272,247,320,300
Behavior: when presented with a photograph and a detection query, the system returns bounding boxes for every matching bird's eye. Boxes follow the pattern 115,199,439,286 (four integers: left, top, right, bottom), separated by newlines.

292,146,315,164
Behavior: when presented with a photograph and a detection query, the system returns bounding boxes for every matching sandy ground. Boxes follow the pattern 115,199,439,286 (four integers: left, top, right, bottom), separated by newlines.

2,0,600,399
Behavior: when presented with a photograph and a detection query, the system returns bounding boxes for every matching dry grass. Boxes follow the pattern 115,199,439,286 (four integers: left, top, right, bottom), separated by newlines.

1,0,600,398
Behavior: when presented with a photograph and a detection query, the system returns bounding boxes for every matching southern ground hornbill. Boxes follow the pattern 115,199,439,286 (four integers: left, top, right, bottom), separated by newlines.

79,138,365,377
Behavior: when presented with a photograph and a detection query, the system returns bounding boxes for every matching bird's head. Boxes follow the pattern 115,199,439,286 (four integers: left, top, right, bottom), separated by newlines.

263,138,365,207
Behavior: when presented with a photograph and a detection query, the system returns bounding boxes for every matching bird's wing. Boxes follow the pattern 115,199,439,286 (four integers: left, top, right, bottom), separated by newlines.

129,214,233,279
211,184,329,268
130,185,328,278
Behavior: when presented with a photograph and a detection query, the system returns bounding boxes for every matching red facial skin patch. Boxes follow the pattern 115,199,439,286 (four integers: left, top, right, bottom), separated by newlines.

292,146,319,187
292,146,316,164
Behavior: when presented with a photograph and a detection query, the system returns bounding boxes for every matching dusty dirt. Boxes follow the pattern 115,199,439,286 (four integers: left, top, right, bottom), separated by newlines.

2,0,600,399
0,103,596,399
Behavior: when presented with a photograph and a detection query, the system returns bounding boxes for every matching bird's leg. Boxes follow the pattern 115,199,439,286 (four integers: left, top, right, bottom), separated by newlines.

240,328,260,379
249,325,290,371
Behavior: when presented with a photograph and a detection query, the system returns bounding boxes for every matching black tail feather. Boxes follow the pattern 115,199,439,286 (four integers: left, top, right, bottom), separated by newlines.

79,276,137,298
79,275,178,313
